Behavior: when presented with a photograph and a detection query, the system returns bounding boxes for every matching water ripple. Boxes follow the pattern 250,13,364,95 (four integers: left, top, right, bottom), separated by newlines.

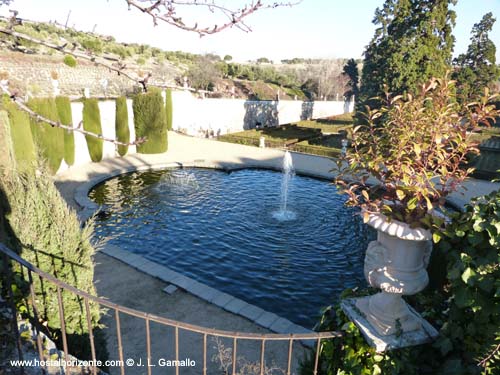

89,168,375,328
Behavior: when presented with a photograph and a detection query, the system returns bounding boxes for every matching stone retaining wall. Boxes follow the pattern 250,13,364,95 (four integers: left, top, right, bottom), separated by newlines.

0,52,177,97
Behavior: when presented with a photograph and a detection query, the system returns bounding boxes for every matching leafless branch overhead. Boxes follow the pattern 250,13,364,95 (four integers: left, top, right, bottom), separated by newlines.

0,26,211,94
126,0,300,36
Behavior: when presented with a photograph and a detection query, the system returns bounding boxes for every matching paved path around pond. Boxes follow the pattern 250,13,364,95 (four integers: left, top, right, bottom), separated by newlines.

56,132,500,214
54,131,499,374
93,250,309,375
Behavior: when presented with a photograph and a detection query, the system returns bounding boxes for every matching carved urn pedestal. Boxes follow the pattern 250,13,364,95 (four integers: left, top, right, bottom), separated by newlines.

341,213,439,351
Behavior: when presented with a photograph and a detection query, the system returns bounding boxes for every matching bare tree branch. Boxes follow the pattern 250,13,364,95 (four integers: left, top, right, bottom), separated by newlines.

0,26,142,85
0,1,301,146
126,0,300,36
0,24,210,94
478,343,500,369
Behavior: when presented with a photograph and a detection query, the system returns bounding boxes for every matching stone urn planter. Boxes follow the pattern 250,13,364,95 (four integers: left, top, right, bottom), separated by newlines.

335,77,499,350
357,213,432,336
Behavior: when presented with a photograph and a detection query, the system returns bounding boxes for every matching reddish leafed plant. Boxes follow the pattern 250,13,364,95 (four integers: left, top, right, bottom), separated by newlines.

335,76,499,229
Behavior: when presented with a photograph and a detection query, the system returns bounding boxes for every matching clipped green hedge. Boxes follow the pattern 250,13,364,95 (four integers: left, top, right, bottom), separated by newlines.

165,89,173,130
55,96,75,166
82,98,103,162
1,96,36,171
115,96,130,156
27,98,64,174
133,91,168,153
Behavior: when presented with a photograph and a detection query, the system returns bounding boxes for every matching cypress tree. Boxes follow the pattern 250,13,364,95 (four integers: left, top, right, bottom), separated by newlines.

358,0,456,113
133,91,168,154
1,96,36,171
27,98,64,174
342,58,360,101
115,96,130,156
165,89,173,131
55,96,75,166
453,13,500,104
82,98,103,162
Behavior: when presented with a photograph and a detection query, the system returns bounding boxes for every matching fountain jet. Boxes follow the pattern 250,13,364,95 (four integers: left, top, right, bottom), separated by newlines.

273,150,296,221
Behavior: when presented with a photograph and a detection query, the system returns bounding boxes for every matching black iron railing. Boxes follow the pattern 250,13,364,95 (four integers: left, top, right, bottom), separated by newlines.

0,243,341,375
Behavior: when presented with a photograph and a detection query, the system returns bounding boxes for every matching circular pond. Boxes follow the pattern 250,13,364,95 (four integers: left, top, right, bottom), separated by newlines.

89,167,374,327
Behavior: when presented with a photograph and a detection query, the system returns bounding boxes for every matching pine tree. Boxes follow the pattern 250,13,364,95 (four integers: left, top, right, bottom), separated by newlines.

358,0,456,114
453,12,500,104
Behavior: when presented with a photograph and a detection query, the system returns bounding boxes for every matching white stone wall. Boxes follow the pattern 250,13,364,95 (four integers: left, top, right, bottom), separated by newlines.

56,92,354,173
170,91,353,136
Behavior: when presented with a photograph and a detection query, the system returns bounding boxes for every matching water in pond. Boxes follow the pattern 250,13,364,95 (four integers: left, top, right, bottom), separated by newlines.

89,168,374,327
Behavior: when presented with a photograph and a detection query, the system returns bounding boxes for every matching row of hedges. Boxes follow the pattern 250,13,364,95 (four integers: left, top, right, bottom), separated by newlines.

2,96,75,173
218,133,341,158
2,92,174,172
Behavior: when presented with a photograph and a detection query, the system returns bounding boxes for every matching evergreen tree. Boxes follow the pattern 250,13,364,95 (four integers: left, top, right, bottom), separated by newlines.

342,58,359,100
453,12,500,104
359,0,456,114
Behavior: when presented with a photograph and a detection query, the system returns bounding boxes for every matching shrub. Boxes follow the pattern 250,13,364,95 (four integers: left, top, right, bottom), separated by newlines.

301,288,427,375
336,77,499,229
27,98,64,174
165,89,173,130
82,98,103,162
434,191,500,374
1,167,107,363
1,97,36,171
55,96,75,166
79,36,103,54
132,91,168,153
63,54,77,67
304,191,500,375
115,96,130,156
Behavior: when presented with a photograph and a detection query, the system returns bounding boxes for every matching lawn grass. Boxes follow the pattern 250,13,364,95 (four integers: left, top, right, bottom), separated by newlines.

294,113,354,133
223,125,321,144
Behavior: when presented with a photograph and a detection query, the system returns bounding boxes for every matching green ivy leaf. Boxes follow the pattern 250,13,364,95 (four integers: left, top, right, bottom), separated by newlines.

461,267,476,285
433,232,442,243
372,364,382,375
472,218,485,232
407,197,418,210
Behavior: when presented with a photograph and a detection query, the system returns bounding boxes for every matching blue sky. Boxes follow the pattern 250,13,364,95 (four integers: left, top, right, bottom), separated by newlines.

1,0,499,62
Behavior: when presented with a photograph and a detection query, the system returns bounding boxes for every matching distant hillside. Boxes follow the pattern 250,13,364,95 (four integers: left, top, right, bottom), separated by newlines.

0,17,352,100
